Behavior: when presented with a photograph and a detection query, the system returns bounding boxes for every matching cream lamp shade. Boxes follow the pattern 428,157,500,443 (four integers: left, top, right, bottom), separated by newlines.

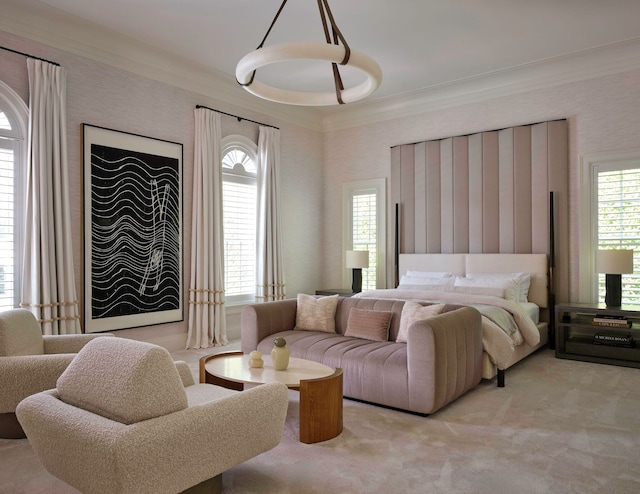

596,249,634,274
346,250,369,269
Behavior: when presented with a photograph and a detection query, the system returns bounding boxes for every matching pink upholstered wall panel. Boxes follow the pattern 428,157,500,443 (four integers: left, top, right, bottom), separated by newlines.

391,119,568,301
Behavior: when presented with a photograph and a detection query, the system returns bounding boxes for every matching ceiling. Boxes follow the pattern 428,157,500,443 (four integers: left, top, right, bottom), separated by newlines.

4,0,640,128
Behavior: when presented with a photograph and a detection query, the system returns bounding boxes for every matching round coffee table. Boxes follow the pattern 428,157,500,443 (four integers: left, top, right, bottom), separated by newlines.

200,351,343,444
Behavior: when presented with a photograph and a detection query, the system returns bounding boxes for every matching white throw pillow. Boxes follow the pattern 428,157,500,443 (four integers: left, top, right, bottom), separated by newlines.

455,276,521,301
396,302,446,343
398,276,455,290
405,271,454,278
294,293,340,333
451,285,505,298
465,272,531,302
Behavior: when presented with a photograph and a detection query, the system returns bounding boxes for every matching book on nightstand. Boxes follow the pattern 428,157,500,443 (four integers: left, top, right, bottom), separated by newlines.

592,332,635,348
592,315,631,328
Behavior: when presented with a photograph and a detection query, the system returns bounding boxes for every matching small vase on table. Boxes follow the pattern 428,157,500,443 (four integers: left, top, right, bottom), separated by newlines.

271,337,290,371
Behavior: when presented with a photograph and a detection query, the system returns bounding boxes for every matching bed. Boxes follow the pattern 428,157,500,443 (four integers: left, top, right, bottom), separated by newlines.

354,253,550,386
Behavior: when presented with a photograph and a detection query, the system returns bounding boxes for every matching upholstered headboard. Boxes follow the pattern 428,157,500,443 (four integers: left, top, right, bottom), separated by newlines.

390,120,568,303
399,253,548,308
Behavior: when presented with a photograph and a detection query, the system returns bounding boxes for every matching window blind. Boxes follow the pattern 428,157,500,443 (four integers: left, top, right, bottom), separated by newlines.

352,191,377,291
597,167,640,305
223,178,256,298
0,143,15,309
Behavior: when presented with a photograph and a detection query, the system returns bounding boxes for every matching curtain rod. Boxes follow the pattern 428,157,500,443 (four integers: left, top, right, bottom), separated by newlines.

0,45,60,66
195,105,279,130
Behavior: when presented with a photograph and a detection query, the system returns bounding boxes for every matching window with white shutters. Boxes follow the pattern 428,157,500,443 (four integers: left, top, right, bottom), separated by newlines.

352,192,377,291
0,83,26,310
343,179,386,290
597,165,640,305
222,139,258,305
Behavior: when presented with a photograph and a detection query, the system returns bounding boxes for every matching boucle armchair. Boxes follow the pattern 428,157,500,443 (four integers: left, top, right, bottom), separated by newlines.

0,308,112,438
16,337,290,494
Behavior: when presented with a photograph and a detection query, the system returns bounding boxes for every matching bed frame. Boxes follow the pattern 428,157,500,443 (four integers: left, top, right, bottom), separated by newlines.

398,253,550,386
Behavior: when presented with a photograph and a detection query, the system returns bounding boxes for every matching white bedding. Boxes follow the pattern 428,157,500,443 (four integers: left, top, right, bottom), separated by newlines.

354,288,541,369
519,302,540,325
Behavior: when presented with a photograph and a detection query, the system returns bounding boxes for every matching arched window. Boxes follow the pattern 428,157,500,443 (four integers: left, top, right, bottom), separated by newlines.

221,135,258,305
0,81,27,309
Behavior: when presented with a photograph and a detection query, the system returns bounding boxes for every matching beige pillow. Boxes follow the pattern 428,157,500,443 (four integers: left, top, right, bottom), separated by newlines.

396,302,446,343
345,308,393,341
295,293,340,333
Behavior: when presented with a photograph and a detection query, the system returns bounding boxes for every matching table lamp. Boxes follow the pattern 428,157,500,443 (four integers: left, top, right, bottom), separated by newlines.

596,249,634,308
346,250,369,293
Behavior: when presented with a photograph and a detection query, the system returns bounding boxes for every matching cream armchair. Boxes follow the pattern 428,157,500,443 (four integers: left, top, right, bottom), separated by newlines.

16,337,290,494
0,308,112,438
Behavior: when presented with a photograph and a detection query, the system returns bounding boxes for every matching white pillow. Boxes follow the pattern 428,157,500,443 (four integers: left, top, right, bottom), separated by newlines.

405,271,454,278
398,285,454,292
454,276,520,301
451,285,505,298
396,302,446,343
294,294,339,333
465,272,531,302
399,275,455,287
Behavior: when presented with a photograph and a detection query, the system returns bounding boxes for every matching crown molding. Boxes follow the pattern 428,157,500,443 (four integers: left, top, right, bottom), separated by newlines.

0,0,324,132
2,1,639,133
321,38,640,131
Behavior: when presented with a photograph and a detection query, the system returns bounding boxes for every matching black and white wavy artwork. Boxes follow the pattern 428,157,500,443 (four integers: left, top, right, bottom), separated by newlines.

90,144,181,320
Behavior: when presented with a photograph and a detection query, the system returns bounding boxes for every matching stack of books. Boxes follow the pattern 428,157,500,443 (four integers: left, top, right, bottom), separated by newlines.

591,315,632,329
593,332,635,348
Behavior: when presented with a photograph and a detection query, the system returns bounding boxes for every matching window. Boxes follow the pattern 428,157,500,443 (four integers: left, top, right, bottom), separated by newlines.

579,150,640,304
0,81,27,310
221,136,258,305
596,165,640,305
343,179,386,289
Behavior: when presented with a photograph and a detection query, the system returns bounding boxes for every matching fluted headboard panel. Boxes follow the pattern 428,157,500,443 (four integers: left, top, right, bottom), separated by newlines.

390,120,568,302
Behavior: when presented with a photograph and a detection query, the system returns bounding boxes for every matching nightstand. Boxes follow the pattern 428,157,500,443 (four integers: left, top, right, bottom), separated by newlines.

315,289,355,297
555,302,640,369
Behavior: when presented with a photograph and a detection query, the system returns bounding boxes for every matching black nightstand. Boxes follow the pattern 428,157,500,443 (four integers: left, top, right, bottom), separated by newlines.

555,302,640,369
315,289,355,297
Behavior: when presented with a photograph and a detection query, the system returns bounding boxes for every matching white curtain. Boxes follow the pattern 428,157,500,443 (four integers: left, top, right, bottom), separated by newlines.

256,126,286,302
186,108,227,348
22,59,81,335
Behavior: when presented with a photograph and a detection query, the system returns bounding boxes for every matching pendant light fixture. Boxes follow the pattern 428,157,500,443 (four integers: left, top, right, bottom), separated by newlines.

236,0,382,106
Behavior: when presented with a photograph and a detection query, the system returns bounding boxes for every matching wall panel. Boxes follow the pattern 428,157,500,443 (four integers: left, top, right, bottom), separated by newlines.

391,120,568,300
482,131,500,252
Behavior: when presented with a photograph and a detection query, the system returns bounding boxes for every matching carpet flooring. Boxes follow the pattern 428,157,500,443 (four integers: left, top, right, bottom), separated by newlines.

2,347,640,493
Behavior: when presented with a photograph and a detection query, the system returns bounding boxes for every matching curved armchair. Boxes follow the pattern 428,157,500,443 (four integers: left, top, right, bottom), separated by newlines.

0,308,112,438
17,337,290,494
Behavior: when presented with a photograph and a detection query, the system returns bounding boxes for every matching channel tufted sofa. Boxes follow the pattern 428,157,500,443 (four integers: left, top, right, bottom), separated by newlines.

241,296,483,415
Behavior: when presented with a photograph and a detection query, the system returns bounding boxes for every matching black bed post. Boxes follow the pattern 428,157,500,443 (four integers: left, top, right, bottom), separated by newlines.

395,203,400,287
497,369,505,388
549,191,556,350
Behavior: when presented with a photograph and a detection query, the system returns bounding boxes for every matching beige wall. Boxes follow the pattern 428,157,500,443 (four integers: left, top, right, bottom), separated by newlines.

322,69,640,302
4,26,640,346
0,30,324,349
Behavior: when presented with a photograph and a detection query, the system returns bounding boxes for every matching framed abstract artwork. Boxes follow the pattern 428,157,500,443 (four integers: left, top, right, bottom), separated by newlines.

83,124,183,332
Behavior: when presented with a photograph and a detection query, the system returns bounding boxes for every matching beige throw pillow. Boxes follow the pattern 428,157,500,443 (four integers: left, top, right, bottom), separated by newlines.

295,293,340,333
396,302,446,343
345,308,393,341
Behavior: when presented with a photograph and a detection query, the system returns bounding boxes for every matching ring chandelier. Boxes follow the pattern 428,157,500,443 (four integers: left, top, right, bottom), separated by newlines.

236,0,382,106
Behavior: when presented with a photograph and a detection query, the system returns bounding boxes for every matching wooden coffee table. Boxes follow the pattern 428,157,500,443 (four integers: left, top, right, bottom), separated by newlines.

199,351,343,444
